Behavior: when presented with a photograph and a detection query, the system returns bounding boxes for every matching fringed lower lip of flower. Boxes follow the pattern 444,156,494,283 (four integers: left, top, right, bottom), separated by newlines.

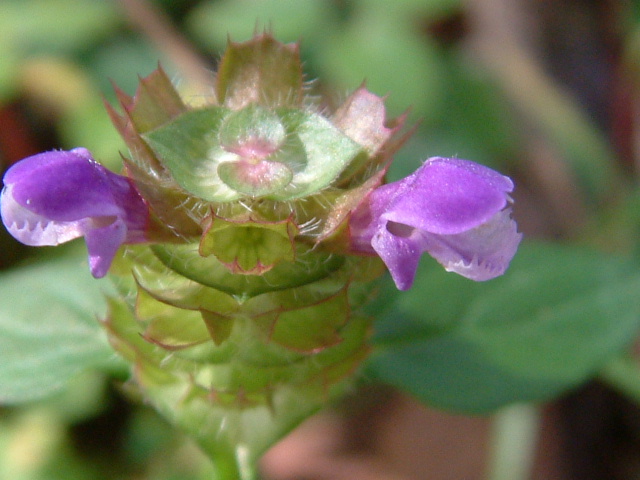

349,156,522,290
1,148,150,278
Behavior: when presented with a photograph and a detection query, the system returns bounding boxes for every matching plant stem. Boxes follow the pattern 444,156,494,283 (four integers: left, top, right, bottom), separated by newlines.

486,404,540,480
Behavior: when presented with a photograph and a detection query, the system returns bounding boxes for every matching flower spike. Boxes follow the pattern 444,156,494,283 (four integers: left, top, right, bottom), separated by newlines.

1,148,150,277
0,34,523,478
350,157,522,290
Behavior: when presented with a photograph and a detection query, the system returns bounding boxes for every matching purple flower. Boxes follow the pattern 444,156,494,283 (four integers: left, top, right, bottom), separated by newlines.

350,157,522,290
1,148,149,278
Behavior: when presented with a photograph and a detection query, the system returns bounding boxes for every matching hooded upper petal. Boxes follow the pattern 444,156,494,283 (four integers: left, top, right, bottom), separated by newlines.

350,157,521,289
381,157,514,235
1,148,149,277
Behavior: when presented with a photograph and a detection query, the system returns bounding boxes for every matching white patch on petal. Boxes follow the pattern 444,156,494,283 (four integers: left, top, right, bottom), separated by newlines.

1,185,84,246
444,254,507,281
425,209,522,281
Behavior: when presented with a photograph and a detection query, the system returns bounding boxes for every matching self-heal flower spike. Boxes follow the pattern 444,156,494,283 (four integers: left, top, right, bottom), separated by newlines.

0,33,521,480
350,157,522,290
1,148,150,277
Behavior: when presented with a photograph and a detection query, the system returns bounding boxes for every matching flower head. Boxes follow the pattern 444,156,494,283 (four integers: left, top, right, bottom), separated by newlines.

1,148,149,277
0,35,524,475
350,157,522,290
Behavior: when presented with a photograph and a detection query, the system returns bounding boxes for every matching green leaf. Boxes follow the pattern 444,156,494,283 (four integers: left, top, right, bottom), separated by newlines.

459,246,640,382
367,331,568,412
0,253,115,404
367,242,640,412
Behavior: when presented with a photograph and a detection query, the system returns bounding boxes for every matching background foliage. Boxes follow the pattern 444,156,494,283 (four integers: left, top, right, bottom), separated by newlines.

2,0,640,478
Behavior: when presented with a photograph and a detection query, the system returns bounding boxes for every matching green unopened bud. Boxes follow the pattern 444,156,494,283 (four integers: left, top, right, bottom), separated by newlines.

218,105,287,156
199,213,298,274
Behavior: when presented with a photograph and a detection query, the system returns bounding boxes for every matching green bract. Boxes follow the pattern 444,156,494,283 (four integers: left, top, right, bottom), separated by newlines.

144,106,362,201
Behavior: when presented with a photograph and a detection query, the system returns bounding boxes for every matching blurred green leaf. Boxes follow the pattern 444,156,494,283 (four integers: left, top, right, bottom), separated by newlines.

29,371,111,424
316,10,445,118
534,93,619,202
368,242,640,412
485,46,620,202
59,100,126,171
186,0,334,49
0,0,120,55
0,251,116,404
0,51,20,102
459,244,640,381
0,0,120,102
426,58,520,168
0,409,100,480
359,0,462,19
90,36,170,97
366,330,568,412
